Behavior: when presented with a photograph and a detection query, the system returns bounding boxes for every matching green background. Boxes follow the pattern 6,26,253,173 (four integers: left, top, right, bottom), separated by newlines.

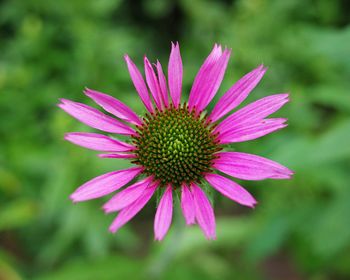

1,0,350,279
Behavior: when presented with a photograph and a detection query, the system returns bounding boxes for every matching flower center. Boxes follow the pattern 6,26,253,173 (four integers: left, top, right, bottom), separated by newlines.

132,104,221,188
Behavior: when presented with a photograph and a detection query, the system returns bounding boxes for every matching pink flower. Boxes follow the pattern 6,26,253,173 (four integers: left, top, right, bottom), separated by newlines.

59,42,293,240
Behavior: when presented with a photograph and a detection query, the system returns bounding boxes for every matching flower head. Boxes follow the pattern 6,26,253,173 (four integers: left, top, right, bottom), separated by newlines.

59,42,293,240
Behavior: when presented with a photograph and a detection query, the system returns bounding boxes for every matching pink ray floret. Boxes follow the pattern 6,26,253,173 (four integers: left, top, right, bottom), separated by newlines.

205,173,257,207
209,65,267,122
181,184,196,225
154,185,173,241
98,153,137,159
168,42,183,108
191,183,216,240
84,88,142,126
70,167,143,202
144,57,163,110
103,176,153,213
213,152,294,180
188,44,223,110
109,182,158,233
156,60,169,108
58,99,135,135
65,132,135,152
124,55,154,113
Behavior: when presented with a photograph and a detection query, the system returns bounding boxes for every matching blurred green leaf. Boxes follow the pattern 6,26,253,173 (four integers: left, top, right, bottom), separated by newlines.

0,259,22,280
36,256,144,280
0,199,37,231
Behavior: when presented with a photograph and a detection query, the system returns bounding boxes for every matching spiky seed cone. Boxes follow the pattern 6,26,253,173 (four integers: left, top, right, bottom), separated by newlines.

132,104,221,188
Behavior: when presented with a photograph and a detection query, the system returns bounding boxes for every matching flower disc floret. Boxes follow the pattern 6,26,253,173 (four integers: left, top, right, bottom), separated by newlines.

132,104,221,187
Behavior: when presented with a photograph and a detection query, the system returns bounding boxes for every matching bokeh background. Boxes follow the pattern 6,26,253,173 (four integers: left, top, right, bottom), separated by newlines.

1,0,350,279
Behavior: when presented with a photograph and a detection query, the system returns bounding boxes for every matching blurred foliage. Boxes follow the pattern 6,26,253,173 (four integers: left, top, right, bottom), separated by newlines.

1,0,350,279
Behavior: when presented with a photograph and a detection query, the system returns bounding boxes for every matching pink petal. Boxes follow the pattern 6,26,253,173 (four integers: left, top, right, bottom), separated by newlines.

98,153,137,159
217,118,287,144
70,167,143,202
64,132,135,152
84,88,142,126
213,152,293,180
168,42,183,108
205,173,257,207
144,57,163,110
216,94,289,134
124,55,154,113
154,185,173,241
156,60,169,108
58,99,135,135
103,176,153,213
181,184,195,225
109,182,158,233
210,65,267,122
191,183,216,240
195,49,231,112
188,44,223,110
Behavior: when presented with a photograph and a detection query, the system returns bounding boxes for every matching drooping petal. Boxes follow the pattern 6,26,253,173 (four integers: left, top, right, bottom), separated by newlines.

154,185,173,241
103,176,153,213
98,153,137,159
215,94,289,134
210,65,267,122
181,184,195,225
58,99,135,135
156,60,169,108
70,167,143,202
64,132,135,152
144,57,163,110
168,42,183,108
217,118,287,144
109,182,158,233
84,88,142,126
213,152,293,180
188,44,222,110
124,55,154,113
191,183,216,240
205,173,257,207
195,49,231,112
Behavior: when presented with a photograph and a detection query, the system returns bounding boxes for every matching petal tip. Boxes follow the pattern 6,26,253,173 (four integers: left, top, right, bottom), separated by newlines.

69,194,79,203
84,88,94,96
154,235,165,241
205,234,217,240
63,132,73,140
144,55,150,63
283,169,295,179
108,225,117,233
59,98,71,104
248,200,258,208
103,206,113,214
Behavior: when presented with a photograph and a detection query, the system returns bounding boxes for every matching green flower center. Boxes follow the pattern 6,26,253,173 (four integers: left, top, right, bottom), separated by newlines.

132,104,221,188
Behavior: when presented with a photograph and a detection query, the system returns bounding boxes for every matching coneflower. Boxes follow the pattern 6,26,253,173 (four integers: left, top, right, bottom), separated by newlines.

59,43,293,240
